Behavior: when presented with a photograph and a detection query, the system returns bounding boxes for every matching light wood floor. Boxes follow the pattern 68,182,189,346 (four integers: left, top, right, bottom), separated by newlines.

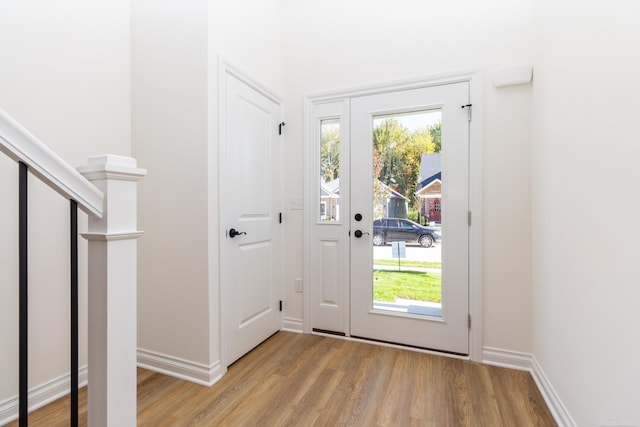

6,332,556,426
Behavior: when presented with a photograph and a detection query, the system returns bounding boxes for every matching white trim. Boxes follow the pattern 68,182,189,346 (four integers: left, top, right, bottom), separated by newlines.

281,317,304,333
467,70,484,362
304,69,484,361
303,96,313,334
137,349,223,387
0,109,104,217
482,346,533,371
482,347,576,427
306,68,482,102
81,231,145,241
531,355,578,427
0,366,88,426
218,58,283,105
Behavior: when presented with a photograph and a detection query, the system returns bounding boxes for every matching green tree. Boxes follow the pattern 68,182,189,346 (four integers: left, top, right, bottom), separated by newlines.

373,119,409,187
429,120,442,153
320,124,340,182
373,119,436,209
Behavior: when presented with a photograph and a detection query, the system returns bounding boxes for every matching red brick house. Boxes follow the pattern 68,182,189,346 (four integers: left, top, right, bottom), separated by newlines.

416,154,441,223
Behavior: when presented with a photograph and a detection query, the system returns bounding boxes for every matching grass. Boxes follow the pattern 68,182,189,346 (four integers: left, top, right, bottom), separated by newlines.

373,259,442,269
373,270,442,303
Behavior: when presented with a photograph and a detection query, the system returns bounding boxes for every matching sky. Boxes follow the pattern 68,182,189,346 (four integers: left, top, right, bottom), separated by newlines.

374,109,441,132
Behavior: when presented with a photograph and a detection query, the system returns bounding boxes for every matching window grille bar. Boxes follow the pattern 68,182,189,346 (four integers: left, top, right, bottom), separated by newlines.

70,200,79,427
19,162,28,427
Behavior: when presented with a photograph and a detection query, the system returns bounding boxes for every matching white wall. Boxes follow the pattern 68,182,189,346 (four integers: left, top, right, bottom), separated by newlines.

0,0,130,409
281,0,535,353
133,0,285,372
532,0,640,425
207,0,286,364
132,0,211,365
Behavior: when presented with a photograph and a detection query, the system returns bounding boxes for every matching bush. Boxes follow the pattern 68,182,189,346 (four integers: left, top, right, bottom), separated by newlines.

408,207,419,222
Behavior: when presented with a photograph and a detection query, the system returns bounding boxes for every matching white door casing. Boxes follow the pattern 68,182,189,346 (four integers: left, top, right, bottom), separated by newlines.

304,72,483,359
220,65,283,366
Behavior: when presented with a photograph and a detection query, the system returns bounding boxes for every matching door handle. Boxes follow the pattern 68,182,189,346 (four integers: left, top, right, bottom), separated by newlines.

228,228,247,238
354,230,370,238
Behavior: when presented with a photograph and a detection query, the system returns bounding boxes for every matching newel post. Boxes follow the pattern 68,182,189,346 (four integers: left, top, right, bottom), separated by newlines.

78,155,146,427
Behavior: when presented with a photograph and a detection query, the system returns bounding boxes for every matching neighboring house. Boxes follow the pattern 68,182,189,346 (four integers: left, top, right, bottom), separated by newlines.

416,153,442,223
320,178,340,221
376,180,410,219
326,177,409,220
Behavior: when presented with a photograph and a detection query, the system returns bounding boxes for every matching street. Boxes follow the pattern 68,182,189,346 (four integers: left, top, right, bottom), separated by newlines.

373,243,441,263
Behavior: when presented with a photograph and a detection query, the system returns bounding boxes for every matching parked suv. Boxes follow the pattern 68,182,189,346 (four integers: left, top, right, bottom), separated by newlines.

372,218,441,248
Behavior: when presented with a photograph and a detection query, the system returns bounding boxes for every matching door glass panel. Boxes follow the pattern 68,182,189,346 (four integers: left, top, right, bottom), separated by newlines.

371,110,443,317
319,119,340,222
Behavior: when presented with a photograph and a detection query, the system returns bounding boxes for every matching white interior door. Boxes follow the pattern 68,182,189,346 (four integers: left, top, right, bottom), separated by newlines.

221,71,282,365
350,83,470,354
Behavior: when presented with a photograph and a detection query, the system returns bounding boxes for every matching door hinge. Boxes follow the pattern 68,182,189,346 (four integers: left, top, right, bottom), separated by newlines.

461,103,472,121
279,300,283,312
468,211,472,226
279,212,282,224
278,122,286,135
468,314,472,329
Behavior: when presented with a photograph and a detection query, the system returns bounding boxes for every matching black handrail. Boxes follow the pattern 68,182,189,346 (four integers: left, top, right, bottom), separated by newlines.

17,162,80,426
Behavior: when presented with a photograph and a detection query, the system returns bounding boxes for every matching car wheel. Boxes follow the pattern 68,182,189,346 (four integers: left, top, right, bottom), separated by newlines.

373,234,384,246
419,234,434,248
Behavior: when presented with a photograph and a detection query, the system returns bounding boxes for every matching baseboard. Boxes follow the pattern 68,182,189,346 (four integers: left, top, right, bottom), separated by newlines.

0,366,88,426
482,346,533,371
482,347,575,427
530,355,577,427
281,317,304,334
137,348,222,387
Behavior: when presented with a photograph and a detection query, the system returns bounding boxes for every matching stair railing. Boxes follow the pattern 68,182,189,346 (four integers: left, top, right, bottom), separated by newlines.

0,109,145,427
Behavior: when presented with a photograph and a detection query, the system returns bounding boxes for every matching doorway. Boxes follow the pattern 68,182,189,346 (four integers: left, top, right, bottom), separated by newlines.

305,74,482,356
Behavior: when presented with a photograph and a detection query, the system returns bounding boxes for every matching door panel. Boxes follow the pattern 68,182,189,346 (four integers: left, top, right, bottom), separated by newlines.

310,100,350,334
350,83,469,354
222,72,282,365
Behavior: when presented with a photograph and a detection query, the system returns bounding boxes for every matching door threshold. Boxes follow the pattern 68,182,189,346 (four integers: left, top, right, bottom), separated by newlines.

311,330,469,360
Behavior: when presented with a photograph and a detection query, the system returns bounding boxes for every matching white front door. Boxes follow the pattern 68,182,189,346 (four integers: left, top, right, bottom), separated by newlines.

350,83,470,354
307,80,471,355
221,70,283,365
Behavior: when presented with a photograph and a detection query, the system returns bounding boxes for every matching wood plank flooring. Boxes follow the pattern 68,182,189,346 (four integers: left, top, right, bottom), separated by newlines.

5,332,556,426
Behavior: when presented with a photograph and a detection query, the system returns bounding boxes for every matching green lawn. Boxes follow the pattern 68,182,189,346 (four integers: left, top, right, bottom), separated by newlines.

373,270,442,303
373,259,442,269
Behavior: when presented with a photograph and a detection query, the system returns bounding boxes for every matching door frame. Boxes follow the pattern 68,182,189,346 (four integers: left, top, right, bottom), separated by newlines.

303,69,484,361
218,58,284,369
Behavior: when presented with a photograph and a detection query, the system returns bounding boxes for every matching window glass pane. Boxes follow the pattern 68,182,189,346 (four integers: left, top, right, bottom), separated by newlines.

319,119,340,222
371,109,443,317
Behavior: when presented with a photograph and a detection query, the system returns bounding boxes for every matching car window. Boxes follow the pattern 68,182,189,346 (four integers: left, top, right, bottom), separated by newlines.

400,220,413,230
386,219,398,228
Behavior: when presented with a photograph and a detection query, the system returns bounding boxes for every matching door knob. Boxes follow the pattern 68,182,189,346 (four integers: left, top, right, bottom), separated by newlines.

229,228,247,238
354,230,370,238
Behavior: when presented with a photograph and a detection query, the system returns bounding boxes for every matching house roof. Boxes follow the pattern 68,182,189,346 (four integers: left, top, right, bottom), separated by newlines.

379,180,410,201
417,153,441,190
322,177,408,201
320,181,339,198
325,178,340,194
417,153,441,182
417,171,441,190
